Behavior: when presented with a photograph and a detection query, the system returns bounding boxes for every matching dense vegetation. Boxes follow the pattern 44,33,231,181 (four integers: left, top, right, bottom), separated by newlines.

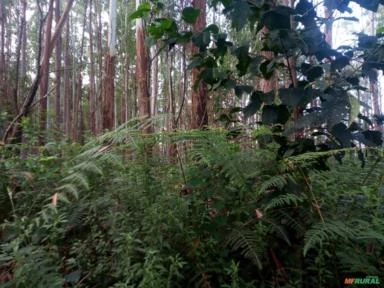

0,125,383,287
1,0,384,287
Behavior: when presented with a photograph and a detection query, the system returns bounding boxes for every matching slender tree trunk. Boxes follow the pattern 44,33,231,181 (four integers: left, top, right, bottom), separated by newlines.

150,45,158,117
13,2,24,116
136,0,151,132
20,0,27,100
123,56,130,122
191,0,208,129
2,0,75,143
4,3,12,115
39,0,54,143
324,4,333,46
63,21,71,137
88,0,96,134
96,0,103,133
167,50,177,159
0,2,6,113
73,0,87,141
101,0,116,130
368,12,381,130
55,0,62,131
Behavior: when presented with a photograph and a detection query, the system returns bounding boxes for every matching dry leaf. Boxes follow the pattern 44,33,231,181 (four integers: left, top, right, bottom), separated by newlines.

52,193,58,206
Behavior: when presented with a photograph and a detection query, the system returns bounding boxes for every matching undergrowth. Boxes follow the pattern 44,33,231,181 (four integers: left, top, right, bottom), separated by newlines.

0,122,383,287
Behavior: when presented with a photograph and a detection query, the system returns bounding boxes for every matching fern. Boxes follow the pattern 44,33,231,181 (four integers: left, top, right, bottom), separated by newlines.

225,228,265,269
258,174,293,195
304,220,356,256
264,193,305,210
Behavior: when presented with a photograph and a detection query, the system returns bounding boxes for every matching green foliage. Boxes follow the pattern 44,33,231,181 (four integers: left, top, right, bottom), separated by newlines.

146,0,384,155
1,126,383,287
182,7,200,24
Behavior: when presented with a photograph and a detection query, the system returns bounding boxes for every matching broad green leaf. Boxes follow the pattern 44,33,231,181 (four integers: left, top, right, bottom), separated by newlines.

204,24,219,34
234,45,251,76
243,91,263,118
262,105,290,125
234,85,253,98
348,94,360,125
129,2,151,20
182,7,200,24
230,1,251,30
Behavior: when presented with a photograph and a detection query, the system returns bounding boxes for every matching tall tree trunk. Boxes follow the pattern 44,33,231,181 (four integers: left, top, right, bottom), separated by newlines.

88,0,96,134
123,55,130,122
176,46,188,129
55,0,62,131
73,0,87,141
136,0,151,132
20,0,27,101
0,2,6,113
324,3,333,46
96,0,103,133
13,1,25,116
167,50,177,159
368,12,381,130
150,45,158,117
2,0,75,143
101,0,116,130
63,21,71,137
39,0,54,144
191,0,208,129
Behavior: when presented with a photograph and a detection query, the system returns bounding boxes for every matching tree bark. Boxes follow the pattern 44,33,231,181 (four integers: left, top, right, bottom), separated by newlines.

55,0,62,131
101,0,116,130
324,4,333,46
20,0,27,101
39,0,54,144
0,2,6,113
88,0,96,134
191,0,208,129
63,21,71,137
2,0,75,143
150,45,158,117
96,0,103,133
73,0,87,141
136,0,151,132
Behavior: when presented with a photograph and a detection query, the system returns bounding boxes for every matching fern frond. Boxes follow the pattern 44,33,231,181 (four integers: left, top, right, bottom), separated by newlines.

265,193,305,210
303,221,356,256
258,174,292,195
225,229,265,269
61,173,90,191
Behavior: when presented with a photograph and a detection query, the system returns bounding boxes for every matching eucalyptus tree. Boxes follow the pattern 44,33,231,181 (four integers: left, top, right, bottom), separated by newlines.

101,0,117,130
135,0,151,133
191,0,208,129
2,0,75,143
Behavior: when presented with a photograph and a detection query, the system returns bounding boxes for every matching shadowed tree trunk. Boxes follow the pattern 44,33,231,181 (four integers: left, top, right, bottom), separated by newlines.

63,21,71,137
101,0,116,130
55,0,62,131
13,1,25,116
96,0,103,133
368,12,381,130
324,3,333,46
150,45,158,117
39,0,54,144
136,0,151,132
19,0,28,113
88,0,96,134
2,0,75,143
191,0,208,129
0,2,6,114
73,0,87,141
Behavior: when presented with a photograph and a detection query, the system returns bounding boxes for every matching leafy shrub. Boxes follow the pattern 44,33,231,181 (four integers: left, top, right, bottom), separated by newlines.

1,125,383,287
